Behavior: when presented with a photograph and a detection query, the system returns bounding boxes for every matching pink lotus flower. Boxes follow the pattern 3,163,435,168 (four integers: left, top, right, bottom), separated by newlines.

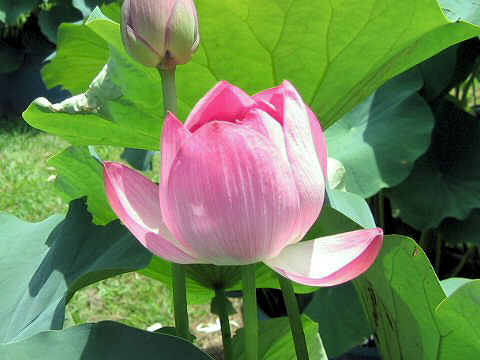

104,81,383,286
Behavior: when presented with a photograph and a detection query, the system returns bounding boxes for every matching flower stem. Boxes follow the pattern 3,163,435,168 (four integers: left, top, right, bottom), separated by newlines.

242,264,258,360
377,190,385,230
447,245,477,278
159,68,178,115
277,274,309,360
172,263,191,341
215,288,234,360
435,234,442,275
419,229,433,250
159,67,190,341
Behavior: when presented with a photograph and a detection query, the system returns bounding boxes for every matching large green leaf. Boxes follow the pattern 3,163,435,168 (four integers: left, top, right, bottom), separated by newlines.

304,283,372,358
354,235,446,359
190,0,480,128
26,10,165,149
48,146,116,225
0,321,212,359
386,99,480,230
0,198,151,343
232,316,326,360
28,59,163,149
326,67,434,198
354,234,480,359
42,22,110,94
436,280,480,351
29,1,480,148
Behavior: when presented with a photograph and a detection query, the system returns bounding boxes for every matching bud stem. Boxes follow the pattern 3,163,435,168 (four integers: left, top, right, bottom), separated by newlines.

159,68,179,115
215,287,234,360
277,274,309,360
159,67,190,342
171,263,191,341
242,264,258,360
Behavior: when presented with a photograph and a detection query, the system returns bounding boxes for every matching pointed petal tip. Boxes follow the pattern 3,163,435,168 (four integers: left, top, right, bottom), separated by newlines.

165,111,185,128
185,80,256,132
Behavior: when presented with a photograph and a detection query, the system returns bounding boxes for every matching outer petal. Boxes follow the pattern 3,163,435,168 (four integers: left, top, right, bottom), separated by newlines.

124,0,175,55
265,228,383,286
164,0,199,66
121,24,162,67
184,81,257,132
307,108,328,181
161,121,300,265
254,86,328,181
161,113,191,186
104,162,202,264
276,81,326,240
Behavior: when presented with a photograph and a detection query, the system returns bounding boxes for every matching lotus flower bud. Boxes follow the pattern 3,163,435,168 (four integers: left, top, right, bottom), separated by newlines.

121,0,200,69
104,80,384,287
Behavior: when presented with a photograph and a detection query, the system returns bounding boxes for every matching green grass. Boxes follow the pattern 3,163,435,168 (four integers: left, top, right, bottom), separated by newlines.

0,119,231,351
0,121,68,221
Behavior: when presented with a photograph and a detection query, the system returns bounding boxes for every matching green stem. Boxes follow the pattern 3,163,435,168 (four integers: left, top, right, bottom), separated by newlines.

435,235,442,275
447,246,477,278
461,74,475,106
159,67,190,341
377,190,385,229
172,264,191,341
215,288,234,360
242,264,258,360
277,274,309,360
419,229,433,250
159,68,178,115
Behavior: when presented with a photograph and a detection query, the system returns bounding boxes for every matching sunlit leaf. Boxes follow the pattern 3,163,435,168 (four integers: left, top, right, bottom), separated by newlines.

29,1,480,148
48,146,116,225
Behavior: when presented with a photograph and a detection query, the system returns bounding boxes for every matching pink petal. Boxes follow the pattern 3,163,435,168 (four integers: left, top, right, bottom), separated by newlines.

184,81,257,132
265,228,383,286
161,121,300,265
240,108,288,163
253,86,284,118
161,113,191,186
254,86,328,180
276,81,326,240
253,86,279,106
125,0,175,55
104,162,202,264
307,108,328,181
